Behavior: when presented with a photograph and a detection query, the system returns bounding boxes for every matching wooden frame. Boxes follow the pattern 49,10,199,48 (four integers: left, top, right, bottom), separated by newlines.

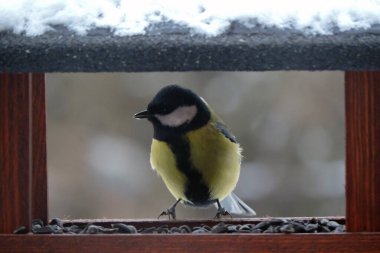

1,233,380,253
345,72,380,232
0,73,47,233
1,71,380,252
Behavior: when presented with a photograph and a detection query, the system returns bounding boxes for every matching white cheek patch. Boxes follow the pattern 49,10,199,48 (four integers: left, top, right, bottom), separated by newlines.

155,105,197,127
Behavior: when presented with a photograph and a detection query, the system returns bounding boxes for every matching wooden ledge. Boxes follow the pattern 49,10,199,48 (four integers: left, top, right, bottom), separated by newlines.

1,233,380,253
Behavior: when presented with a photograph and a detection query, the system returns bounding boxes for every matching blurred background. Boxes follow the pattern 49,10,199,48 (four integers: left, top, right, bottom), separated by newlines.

46,71,345,219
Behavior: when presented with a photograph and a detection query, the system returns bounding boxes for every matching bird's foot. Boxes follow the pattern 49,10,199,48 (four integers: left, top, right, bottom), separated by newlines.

214,200,232,219
158,207,176,220
157,199,181,220
214,207,232,219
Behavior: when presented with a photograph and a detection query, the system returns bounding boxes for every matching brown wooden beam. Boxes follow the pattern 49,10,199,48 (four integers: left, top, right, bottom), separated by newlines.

0,73,47,233
345,71,380,232
1,233,380,253
31,74,48,222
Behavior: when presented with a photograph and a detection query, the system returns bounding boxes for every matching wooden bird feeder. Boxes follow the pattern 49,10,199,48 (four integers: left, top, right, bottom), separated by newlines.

1,24,380,252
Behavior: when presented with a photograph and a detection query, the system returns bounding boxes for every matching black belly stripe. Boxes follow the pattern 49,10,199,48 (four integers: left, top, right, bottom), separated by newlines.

166,135,212,206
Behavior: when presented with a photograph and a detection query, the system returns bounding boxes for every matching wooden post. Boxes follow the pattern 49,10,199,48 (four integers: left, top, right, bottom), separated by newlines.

345,71,380,232
0,73,47,233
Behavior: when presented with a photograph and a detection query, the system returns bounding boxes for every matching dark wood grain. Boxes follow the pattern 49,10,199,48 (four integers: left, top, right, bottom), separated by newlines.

345,71,380,232
1,233,380,253
0,73,47,233
0,74,31,233
31,74,48,223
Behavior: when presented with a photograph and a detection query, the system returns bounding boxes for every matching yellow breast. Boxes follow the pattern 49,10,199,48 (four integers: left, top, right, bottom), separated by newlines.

187,123,241,200
150,140,188,201
150,122,241,203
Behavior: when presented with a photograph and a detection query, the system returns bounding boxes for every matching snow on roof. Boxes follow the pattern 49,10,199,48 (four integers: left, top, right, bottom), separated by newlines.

0,0,380,36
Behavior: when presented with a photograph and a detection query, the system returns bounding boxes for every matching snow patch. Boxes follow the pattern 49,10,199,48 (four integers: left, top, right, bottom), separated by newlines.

0,0,379,36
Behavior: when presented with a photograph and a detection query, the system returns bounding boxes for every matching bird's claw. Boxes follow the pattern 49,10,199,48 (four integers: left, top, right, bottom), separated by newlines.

158,207,176,220
158,199,181,220
214,207,232,219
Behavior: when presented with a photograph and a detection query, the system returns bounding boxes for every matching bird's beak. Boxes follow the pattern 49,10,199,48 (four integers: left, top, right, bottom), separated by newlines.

134,110,152,119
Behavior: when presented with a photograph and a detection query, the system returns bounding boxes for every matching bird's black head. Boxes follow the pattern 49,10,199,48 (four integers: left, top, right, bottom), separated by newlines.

134,85,211,140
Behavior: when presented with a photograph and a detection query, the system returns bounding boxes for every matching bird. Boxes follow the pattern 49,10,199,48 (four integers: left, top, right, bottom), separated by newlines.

134,84,255,219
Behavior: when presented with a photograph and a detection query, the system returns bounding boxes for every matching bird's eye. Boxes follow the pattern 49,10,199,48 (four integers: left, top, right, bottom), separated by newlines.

160,104,172,114
161,107,168,114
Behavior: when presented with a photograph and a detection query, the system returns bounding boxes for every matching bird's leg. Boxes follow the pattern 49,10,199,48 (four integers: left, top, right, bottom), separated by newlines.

158,199,181,220
214,199,232,219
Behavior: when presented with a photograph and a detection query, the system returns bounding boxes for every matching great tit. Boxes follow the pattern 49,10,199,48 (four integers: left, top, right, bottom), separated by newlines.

134,85,256,219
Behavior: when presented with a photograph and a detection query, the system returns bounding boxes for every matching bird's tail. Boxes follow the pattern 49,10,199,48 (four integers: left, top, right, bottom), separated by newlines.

219,192,256,216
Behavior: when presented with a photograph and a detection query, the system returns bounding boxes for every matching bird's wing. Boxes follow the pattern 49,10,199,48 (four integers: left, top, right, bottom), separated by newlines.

213,121,237,143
